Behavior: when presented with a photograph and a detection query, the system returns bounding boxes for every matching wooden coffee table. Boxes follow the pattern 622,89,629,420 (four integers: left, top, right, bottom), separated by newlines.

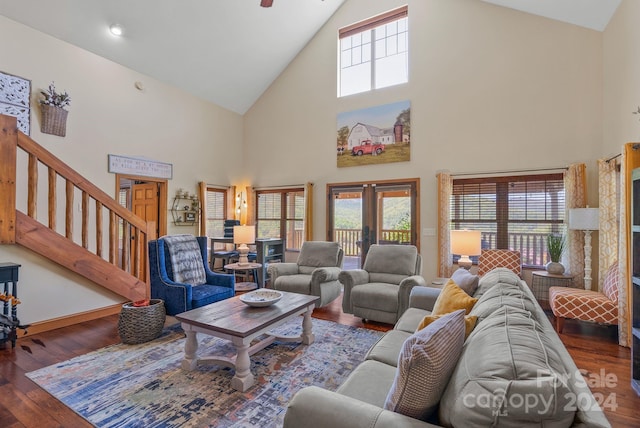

175,291,319,392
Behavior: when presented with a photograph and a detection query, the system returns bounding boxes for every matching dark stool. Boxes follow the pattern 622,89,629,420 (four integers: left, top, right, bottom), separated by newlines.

211,250,239,272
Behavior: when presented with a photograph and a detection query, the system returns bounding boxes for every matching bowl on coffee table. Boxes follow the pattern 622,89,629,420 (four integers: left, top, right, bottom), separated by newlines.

240,290,283,307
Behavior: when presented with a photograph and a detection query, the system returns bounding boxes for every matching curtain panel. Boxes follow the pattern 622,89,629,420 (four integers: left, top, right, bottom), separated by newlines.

436,172,453,277
304,182,314,242
618,143,640,347
597,159,619,292
199,181,207,236
227,186,236,221
246,186,256,226
564,163,587,288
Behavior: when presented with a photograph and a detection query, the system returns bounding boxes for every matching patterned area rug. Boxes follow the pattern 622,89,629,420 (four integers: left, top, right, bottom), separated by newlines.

26,318,384,428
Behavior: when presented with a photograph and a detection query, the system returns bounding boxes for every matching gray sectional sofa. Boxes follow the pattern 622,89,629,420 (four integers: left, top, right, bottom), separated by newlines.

283,268,611,428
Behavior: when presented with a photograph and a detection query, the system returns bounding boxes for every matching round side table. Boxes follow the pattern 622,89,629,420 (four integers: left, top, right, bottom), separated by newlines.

224,262,263,292
531,270,575,310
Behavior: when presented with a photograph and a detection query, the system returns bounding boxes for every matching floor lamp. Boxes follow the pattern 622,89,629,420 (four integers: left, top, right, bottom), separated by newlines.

568,208,599,290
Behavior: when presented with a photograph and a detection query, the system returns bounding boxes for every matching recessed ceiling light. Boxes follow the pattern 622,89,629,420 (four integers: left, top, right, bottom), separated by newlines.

109,24,123,37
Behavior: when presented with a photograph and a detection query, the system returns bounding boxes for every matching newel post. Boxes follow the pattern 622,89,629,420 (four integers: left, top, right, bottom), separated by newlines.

0,115,17,244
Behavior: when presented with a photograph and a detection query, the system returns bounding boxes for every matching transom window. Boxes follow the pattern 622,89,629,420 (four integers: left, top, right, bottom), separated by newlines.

339,5,408,97
256,188,305,251
450,174,565,267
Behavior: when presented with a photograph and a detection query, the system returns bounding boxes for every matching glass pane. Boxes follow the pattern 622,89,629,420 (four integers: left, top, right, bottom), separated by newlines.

352,32,362,47
286,191,305,220
375,52,408,89
286,220,304,251
353,46,362,65
362,30,371,44
387,35,397,55
341,37,351,50
257,220,280,239
362,42,372,62
333,190,362,268
205,189,226,237
341,62,372,96
398,17,407,32
375,39,386,59
206,220,224,238
398,32,407,52
206,190,225,217
258,193,281,219
374,24,386,40
378,186,411,244
386,21,397,35
341,49,352,68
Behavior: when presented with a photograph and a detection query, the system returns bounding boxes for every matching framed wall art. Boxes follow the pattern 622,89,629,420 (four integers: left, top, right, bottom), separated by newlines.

337,100,410,168
0,71,31,135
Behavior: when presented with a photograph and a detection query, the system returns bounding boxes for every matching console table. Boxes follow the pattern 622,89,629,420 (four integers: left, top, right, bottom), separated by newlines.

0,263,24,348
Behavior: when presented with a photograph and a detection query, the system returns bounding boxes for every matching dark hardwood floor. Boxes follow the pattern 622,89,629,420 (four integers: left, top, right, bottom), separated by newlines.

0,296,638,427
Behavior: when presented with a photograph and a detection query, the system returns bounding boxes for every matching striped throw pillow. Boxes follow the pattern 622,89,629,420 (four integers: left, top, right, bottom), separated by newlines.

384,309,465,420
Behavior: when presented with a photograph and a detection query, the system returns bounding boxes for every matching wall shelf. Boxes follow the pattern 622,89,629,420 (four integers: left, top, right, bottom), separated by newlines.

171,195,200,226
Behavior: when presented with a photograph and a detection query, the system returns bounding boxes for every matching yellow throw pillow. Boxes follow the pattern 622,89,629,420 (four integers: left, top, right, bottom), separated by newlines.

417,314,478,339
432,279,478,315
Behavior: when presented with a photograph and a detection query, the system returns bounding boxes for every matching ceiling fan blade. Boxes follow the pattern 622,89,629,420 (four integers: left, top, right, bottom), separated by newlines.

260,0,274,7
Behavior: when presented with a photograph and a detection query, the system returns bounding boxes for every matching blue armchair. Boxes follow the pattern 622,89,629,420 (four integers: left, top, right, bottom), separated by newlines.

149,235,235,315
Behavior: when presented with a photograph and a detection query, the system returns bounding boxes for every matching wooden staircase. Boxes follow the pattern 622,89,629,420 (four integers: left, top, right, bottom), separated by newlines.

0,115,152,303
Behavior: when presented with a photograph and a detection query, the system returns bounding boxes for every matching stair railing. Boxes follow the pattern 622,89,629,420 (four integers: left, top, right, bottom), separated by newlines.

0,114,151,301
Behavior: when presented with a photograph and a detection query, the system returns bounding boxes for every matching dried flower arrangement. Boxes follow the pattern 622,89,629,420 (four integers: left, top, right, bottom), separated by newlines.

39,82,71,110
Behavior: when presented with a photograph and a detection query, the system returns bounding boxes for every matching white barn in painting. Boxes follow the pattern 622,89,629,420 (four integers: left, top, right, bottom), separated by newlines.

347,122,399,150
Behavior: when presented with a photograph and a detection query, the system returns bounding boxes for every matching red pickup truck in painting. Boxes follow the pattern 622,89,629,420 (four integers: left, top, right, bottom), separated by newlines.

351,140,385,156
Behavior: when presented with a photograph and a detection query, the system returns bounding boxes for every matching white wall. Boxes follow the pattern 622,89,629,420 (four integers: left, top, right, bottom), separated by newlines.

0,15,244,324
603,0,640,152
244,0,604,282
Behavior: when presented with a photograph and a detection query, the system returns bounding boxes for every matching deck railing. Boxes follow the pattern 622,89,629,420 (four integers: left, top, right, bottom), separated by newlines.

333,227,550,266
333,228,411,256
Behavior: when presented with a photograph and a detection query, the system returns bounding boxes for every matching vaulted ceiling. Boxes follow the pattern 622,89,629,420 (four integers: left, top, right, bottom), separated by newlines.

0,0,620,115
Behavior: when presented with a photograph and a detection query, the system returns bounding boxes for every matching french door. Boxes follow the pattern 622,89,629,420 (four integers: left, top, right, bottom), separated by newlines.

327,178,419,268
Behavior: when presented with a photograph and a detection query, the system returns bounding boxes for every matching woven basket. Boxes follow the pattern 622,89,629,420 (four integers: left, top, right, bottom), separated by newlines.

40,104,69,137
118,299,166,345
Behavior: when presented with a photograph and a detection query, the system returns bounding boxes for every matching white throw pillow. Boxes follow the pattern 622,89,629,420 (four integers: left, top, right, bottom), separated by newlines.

451,268,479,295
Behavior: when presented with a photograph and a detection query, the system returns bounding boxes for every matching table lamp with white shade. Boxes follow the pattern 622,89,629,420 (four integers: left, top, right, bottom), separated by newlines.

234,225,255,266
450,229,482,270
568,207,599,290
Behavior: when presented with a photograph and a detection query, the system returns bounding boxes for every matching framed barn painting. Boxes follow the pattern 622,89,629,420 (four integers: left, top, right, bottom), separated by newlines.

337,100,410,168
0,71,31,135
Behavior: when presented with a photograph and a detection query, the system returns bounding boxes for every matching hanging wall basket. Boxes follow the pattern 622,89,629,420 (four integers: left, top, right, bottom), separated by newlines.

40,104,69,137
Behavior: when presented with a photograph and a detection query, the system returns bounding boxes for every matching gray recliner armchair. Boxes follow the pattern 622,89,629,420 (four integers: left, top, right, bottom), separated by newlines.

340,244,425,324
268,241,344,307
